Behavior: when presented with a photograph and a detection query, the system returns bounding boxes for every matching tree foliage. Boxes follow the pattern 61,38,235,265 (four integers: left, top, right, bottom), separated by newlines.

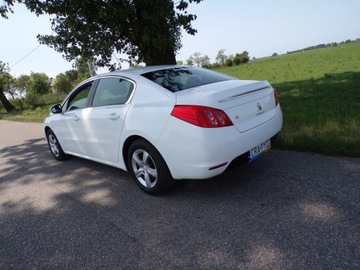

187,52,210,67
215,49,250,67
74,57,97,77
1,0,204,68
28,72,50,96
186,58,194,66
2,72,15,98
14,75,30,96
25,72,50,107
53,73,72,94
225,58,233,67
215,49,227,66
11,75,30,110
237,51,250,64
54,56,100,94
0,61,15,112
186,49,251,69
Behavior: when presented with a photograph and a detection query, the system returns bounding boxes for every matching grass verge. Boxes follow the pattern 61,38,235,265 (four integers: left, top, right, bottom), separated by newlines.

274,71,360,157
0,93,64,122
217,43,360,157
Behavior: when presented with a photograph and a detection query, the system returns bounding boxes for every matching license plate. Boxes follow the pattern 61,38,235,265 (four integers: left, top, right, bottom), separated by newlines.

248,139,271,162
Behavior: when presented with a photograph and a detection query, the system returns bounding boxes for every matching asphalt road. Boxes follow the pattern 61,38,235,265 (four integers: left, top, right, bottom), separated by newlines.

0,119,359,269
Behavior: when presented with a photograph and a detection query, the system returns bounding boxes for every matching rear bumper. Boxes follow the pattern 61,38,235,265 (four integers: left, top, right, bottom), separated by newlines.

157,106,283,180
226,132,279,170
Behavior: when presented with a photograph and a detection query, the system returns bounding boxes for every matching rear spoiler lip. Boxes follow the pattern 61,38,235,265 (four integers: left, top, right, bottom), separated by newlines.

219,86,271,103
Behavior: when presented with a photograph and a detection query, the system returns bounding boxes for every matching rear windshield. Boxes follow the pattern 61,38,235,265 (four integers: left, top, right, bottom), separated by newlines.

141,67,232,92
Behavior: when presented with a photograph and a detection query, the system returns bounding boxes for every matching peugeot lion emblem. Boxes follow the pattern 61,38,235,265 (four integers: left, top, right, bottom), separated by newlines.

257,103,262,111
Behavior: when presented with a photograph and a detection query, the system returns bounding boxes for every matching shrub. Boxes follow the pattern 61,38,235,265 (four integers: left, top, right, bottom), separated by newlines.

233,56,241,65
225,59,233,67
26,92,40,108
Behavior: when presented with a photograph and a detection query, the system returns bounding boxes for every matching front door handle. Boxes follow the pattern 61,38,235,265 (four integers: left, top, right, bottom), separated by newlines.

73,115,80,121
108,113,120,120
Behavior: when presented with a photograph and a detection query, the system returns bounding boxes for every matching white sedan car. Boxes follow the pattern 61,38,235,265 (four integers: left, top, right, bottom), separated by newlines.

44,66,282,195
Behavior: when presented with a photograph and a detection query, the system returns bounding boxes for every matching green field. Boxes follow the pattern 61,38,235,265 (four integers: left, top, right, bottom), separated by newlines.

216,42,360,157
1,42,360,157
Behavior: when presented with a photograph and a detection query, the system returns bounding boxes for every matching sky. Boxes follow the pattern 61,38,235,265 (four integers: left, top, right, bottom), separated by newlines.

1,0,359,78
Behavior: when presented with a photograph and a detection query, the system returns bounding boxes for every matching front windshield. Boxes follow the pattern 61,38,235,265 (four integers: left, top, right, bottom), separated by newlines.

141,67,232,92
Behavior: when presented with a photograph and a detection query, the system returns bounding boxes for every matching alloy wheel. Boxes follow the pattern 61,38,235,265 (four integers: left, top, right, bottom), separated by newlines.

131,149,158,188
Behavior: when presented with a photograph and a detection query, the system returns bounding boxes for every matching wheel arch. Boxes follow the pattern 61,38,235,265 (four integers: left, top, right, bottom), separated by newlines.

122,135,145,171
122,135,169,174
44,126,51,137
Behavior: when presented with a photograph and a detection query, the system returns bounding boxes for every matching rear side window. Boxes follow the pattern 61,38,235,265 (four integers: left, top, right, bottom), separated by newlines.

93,77,134,107
141,67,231,92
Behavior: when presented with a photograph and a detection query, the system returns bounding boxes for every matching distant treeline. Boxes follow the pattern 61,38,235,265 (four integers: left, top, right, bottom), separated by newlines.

286,38,360,55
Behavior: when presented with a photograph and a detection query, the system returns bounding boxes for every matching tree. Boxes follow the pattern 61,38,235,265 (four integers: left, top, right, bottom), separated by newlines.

239,51,250,63
64,70,79,85
74,57,96,77
233,54,241,65
0,61,15,112
187,52,210,67
26,72,50,106
1,0,204,68
3,75,15,99
2,74,27,111
14,75,30,97
233,51,250,65
225,59,233,67
12,75,30,110
53,60,95,95
200,55,210,67
189,52,202,67
186,58,194,66
54,73,72,94
28,72,50,96
215,49,227,66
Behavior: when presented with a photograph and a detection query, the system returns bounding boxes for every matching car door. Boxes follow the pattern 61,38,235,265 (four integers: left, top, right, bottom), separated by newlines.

81,76,134,163
54,82,93,156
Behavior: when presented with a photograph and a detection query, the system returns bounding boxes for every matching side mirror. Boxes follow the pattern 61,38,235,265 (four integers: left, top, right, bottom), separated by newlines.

50,104,62,114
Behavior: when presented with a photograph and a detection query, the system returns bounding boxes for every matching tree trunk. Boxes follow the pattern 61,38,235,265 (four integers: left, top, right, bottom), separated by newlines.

18,99,24,111
0,88,15,112
144,47,177,66
133,0,178,66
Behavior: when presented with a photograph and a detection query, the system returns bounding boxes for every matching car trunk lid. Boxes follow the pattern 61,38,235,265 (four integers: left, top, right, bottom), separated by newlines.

175,80,278,132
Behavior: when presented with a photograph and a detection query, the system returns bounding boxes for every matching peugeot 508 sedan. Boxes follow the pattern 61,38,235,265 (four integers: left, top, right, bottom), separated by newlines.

44,66,283,195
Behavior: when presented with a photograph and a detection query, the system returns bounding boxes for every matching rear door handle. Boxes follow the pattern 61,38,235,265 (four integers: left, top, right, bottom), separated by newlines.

73,115,80,121
108,113,120,120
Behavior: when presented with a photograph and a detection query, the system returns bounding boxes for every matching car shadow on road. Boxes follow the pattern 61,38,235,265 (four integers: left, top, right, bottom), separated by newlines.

1,138,359,269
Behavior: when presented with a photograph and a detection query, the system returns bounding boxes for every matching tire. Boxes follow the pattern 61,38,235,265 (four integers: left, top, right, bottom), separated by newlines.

46,129,68,161
127,139,174,195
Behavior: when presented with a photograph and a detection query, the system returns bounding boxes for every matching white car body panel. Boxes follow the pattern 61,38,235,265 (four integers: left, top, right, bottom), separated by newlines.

81,104,130,163
49,110,88,156
121,80,175,146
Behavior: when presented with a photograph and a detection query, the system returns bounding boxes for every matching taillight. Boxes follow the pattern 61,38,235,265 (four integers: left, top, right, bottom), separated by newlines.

171,105,233,128
273,88,279,106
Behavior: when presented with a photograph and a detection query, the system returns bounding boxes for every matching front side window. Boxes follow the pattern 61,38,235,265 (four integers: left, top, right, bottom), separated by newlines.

141,67,232,92
93,77,134,107
66,83,92,111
